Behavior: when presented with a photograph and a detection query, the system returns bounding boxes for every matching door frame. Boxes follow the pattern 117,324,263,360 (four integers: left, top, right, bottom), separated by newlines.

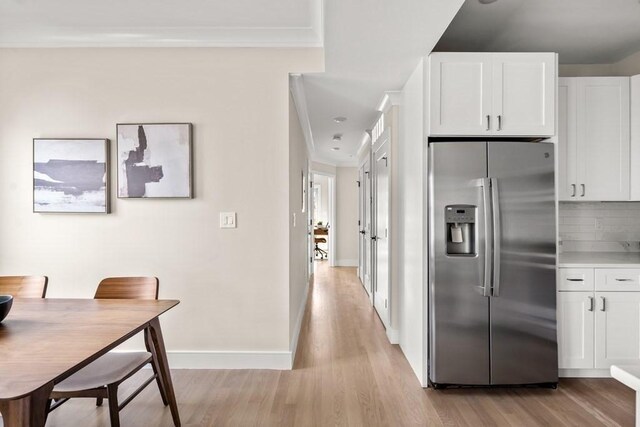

310,169,337,267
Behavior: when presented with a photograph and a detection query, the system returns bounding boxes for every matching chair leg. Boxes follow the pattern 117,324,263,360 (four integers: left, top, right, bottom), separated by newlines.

107,384,120,427
96,397,103,407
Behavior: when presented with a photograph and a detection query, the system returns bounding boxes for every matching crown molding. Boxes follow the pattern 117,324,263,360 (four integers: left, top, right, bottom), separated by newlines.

376,90,402,113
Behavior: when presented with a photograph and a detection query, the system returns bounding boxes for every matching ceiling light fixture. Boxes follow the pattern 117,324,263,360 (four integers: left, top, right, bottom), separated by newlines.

333,116,347,123
478,0,498,4
331,147,340,151
332,134,342,142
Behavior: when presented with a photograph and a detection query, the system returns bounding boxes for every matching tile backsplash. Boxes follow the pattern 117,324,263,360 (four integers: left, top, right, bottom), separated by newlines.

559,202,640,252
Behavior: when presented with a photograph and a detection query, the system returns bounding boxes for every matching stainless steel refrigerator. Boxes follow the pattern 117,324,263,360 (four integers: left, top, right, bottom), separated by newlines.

428,141,557,388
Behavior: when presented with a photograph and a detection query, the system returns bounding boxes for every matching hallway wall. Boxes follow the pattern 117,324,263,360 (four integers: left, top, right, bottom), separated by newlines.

335,167,359,266
0,47,323,369
289,92,311,360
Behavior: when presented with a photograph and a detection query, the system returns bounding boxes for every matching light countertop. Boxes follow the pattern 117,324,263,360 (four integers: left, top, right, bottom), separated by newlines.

559,252,640,268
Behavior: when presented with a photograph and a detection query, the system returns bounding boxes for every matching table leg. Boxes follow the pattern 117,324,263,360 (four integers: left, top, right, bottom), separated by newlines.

0,382,53,427
148,317,181,427
636,391,640,427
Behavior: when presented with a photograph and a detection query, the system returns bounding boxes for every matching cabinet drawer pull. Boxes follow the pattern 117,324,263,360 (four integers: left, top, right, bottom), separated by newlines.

615,278,634,282
588,296,594,312
566,278,584,282
581,184,585,197
571,184,576,197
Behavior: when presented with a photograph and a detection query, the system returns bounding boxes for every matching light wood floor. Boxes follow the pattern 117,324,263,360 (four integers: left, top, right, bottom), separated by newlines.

45,262,635,426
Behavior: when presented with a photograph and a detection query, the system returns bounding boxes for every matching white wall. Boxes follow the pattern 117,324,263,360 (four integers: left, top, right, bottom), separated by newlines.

0,48,323,368
397,60,426,384
560,49,640,77
335,167,358,266
288,92,311,359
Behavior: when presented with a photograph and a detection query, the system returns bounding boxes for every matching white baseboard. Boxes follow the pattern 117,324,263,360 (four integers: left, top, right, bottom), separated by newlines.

289,276,312,367
386,327,400,344
559,368,611,378
336,259,358,267
165,351,292,370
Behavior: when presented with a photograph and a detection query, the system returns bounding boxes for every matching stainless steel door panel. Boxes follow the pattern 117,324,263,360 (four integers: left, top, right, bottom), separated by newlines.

429,142,490,385
487,141,558,385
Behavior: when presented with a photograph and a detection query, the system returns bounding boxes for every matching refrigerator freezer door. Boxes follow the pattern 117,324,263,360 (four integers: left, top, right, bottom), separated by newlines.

429,142,491,385
487,141,558,385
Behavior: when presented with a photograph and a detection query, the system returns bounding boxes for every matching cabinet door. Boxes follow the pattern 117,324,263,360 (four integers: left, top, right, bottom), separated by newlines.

429,53,492,136
557,292,595,369
595,292,640,369
630,75,640,200
492,53,556,137
558,78,578,200
576,77,630,201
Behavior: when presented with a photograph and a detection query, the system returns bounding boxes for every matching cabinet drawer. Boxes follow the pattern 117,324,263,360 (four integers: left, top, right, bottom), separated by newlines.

558,268,594,291
596,269,640,291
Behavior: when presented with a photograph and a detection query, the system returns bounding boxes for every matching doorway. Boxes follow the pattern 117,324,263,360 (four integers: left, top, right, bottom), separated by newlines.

373,130,390,328
310,172,336,267
358,157,373,298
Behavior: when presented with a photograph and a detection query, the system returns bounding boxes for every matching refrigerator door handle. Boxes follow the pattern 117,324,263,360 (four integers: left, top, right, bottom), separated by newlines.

490,178,501,297
481,178,493,297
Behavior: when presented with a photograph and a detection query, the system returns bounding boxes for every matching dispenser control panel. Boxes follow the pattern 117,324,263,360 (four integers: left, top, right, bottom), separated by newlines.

445,205,476,256
445,206,475,224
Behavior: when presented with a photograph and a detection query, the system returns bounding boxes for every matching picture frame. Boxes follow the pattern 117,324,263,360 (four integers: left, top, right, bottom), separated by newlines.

33,138,110,213
116,123,193,199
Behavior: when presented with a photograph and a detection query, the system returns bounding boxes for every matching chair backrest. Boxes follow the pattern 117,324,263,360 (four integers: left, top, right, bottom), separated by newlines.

94,277,159,300
0,276,48,298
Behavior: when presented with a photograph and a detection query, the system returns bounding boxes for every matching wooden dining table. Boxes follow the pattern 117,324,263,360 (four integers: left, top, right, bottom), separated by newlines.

0,298,181,427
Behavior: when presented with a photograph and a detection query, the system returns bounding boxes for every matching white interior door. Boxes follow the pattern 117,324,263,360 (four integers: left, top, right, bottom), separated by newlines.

358,166,366,287
308,170,314,278
364,158,373,299
374,142,390,326
557,292,595,369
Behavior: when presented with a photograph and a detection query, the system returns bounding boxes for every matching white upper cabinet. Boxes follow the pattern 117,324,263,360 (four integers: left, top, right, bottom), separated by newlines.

429,52,556,137
429,53,492,136
630,75,640,200
492,53,556,136
559,77,630,201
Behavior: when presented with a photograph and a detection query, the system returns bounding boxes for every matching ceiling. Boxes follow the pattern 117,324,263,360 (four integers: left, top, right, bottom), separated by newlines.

0,0,322,47
435,0,640,64
302,0,464,166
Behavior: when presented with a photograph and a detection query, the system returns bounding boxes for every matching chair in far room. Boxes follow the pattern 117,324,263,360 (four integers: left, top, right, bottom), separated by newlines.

0,276,48,298
48,277,170,427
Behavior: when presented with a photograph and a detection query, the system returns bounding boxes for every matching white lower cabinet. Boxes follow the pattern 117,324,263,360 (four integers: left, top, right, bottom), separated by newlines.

558,291,594,369
558,268,640,374
594,292,640,368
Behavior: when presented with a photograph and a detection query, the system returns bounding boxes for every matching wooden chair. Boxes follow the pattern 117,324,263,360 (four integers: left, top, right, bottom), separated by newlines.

0,276,48,298
48,277,168,427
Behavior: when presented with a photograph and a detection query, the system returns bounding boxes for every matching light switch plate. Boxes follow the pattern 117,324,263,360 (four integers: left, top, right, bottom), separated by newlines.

220,212,237,229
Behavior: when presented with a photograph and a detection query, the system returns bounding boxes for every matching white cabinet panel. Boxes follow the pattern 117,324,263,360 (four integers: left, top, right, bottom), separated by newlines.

596,269,640,292
595,292,640,369
492,53,556,137
630,75,640,200
559,268,594,291
429,53,492,136
576,77,630,201
558,78,578,201
558,292,595,369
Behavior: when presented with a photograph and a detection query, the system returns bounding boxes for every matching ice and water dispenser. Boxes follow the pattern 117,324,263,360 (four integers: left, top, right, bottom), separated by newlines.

445,205,476,256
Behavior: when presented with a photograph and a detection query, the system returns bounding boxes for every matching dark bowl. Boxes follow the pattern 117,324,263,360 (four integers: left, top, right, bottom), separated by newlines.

0,295,13,323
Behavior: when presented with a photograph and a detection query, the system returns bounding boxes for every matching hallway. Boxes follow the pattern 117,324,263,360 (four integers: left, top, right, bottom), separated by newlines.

47,264,634,426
